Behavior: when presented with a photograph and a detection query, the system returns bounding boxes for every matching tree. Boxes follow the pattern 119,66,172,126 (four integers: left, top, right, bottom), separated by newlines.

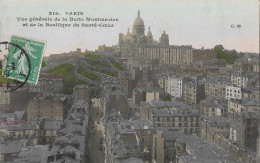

214,45,238,64
163,93,171,101
214,45,224,50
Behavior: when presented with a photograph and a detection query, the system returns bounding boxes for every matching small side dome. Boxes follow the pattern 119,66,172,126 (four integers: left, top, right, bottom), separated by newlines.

125,28,131,36
147,26,152,36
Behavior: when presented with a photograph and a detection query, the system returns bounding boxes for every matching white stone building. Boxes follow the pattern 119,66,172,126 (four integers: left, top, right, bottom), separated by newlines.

167,75,183,98
225,86,242,100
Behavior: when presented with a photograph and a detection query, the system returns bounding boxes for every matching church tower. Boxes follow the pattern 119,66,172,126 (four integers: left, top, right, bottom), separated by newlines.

147,26,153,44
159,31,169,45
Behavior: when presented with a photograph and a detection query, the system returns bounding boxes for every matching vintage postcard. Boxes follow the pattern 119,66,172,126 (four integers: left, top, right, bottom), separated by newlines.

0,0,259,163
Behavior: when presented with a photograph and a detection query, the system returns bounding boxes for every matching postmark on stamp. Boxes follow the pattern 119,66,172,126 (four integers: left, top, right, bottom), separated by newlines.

0,41,30,92
2,36,46,84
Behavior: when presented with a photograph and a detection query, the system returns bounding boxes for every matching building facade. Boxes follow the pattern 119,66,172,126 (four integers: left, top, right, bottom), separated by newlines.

151,109,200,136
140,100,200,136
205,77,231,100
27,94,67,121
231,73,248,88
28,73,63,93
167,75,183,98
183,81,205,105
228,99,260,112
228,111,259,152
225,85,242,100
192,49,217,62
200,98,228,117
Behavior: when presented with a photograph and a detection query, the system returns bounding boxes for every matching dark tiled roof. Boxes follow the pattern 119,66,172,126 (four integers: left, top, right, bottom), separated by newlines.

157,127,185,141
14,145,49,163
0,122,37,131
44,120,62,130
201,98,228,107
0,140,25,154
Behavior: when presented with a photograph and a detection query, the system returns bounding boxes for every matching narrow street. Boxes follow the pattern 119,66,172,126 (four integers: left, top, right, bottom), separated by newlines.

87,104,106,163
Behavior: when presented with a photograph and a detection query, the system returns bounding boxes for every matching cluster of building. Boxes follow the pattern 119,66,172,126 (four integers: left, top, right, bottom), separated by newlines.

0,10,259,163
0,72,93,162
115,63,259,162
96,10,259,163
117,11,218,67
0,83,90,162
0,73,64,111
99,75,249,162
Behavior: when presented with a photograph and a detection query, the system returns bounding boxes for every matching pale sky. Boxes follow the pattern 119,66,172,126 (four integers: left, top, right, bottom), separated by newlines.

0,0,259,56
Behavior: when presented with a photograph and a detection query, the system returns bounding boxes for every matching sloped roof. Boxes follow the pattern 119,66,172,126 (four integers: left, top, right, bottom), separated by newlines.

14,145,49,163
0,140,25,154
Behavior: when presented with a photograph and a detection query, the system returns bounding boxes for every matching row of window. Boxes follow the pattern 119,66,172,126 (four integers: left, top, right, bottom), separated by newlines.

153,123,200,133
226,93,240,98
226,89,240,93
153,121,200,128
153,116,199,122
228,102,239,108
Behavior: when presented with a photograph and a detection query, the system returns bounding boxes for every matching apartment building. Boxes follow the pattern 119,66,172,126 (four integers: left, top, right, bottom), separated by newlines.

205,77,231,100
225,85,242,100
167,75,183,98
183,80,205,105
228,99,260,112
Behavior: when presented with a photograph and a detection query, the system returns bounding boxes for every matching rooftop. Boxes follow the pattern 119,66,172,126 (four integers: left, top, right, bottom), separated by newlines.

55,133,85,150
141,99,198,111
14,111,26,120
107,120,141,157
232,71,259,79
168,74,184,79
43,120,62,130
202,116,229,127
177,134,238,162
56,156,80,163
132,120,152,130
205,77,231,85
229,98,259,106
0,140,25,154
60,123,86,135
115,157,144,163
238,111,260,120
157,127,185,141
14,145,49,163
201,98,228,108
0,121,37,131
58,145,81,154
71,100,89,112
152,109,199,117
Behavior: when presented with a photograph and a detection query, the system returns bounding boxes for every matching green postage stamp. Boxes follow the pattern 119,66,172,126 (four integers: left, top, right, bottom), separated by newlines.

2,36,46,84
